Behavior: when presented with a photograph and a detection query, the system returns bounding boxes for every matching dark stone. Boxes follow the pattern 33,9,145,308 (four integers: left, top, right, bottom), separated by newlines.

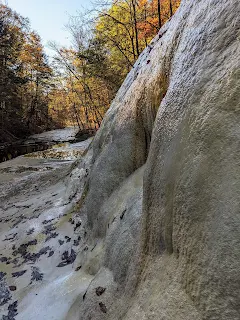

96,287,106,296
9,286,17,291
75,266,82,272
99,302,107,313
48,251,54,257
58,240,64,246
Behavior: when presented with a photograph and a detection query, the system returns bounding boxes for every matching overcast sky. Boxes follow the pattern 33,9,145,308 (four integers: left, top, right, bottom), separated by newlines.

6,0,92,56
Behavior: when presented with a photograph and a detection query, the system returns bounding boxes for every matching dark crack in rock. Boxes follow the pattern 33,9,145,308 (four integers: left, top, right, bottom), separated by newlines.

91,243,97,252
120,209,127,220
12,270,27,278
42,218,55,225
3,233,17,242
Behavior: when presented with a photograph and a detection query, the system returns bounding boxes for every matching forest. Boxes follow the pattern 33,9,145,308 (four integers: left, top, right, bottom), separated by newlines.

0,0,180,143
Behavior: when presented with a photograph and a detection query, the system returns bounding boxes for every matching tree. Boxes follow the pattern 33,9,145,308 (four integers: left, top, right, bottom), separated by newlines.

0,4,54,142
48,0,181,130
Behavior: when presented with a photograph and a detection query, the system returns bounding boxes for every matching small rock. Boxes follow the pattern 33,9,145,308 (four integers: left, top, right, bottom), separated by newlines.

96,287,106,296
9,286,17,291
99,302,107,313
48,251,54,257
58,239,64,246
75,266,82,272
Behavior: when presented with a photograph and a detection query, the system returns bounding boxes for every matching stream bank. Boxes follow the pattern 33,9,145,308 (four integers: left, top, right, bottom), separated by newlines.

0,127,95,163
0,129,93,320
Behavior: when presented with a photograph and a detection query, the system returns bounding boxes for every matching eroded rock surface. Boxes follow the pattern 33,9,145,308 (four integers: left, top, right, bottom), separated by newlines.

0,140,93,320
66,0,239,319
0,0,239,319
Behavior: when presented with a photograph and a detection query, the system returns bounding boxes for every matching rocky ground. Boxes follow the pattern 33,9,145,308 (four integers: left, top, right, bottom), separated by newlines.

0,133,93,320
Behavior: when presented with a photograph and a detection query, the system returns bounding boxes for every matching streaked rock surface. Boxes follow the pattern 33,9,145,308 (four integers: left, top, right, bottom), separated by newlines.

0,140,92,320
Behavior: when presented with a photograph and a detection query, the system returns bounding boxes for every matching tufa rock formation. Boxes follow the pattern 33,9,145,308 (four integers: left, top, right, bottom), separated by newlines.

67,0,240,319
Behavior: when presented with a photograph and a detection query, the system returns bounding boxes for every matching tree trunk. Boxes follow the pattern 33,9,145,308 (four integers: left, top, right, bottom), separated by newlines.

131,0,140,57
169,0,173,17
157,0,162,29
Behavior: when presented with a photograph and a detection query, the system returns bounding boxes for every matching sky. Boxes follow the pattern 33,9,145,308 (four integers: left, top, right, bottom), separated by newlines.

5,0,92,56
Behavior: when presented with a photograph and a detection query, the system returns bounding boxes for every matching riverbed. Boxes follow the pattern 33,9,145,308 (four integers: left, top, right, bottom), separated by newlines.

0,127,84,163
0,128,93,320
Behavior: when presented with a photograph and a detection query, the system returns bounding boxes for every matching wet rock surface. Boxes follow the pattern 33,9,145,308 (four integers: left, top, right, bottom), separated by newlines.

0,135,93,320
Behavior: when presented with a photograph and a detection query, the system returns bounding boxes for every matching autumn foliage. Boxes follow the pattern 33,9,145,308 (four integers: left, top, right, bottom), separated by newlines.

0,5,53,142
49,0,181,130
0,1,181,142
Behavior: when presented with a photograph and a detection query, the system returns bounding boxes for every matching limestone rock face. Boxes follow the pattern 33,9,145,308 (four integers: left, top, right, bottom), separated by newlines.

69,0,240,319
